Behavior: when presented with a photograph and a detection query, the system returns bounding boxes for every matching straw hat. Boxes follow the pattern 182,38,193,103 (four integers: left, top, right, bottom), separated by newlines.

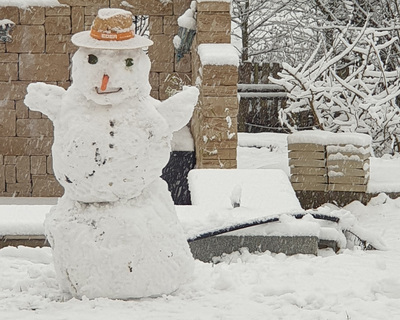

71,8,153,50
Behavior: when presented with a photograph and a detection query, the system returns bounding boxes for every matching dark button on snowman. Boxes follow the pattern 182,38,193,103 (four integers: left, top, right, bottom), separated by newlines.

25,8,199,299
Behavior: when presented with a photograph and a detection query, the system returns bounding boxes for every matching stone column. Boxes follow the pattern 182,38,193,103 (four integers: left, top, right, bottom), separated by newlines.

191,0,239,168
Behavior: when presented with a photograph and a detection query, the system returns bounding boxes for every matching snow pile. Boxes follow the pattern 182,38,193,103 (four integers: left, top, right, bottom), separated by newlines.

288,130,372,146
177,2,196,30
1,195,400,319
0,0,62,8
198,44,240,66
0,205,49,235
188,168,301,211
0,19,15,28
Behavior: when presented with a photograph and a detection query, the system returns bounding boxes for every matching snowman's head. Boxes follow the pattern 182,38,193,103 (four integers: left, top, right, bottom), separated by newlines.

70,46,152,106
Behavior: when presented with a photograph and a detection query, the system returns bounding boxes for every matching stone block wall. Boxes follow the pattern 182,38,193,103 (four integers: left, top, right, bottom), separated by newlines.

0,0,192,197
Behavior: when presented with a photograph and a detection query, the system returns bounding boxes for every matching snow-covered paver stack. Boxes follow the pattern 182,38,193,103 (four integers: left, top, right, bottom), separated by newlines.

288,131,372,192
23,8,199,299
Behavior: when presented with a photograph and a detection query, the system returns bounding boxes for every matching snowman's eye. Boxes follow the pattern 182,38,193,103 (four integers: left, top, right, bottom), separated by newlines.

88,54,98,65
125,58,134,67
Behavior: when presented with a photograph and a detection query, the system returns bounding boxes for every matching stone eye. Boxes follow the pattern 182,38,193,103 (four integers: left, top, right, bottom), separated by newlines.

88,54,98,64
125,58,134,67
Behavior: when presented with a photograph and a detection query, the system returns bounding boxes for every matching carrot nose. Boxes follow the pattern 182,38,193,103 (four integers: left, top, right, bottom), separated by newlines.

101,74,109,91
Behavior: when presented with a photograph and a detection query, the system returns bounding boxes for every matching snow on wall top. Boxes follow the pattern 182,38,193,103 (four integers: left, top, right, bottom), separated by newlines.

0,0,62,8
198,44,239,66
288,130,372,146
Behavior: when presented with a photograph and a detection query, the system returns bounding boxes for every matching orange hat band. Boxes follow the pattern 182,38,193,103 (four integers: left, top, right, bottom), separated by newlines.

90,29,134,41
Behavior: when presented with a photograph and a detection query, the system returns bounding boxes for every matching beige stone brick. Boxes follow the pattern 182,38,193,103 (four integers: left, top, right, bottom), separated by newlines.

57,81,71,90
149,34,175,62
0,137,53,156
196,31,231,44
328,184,367,192
5,165,16,183
19,7,45,24
31,155,47,175
4,156,16,165
329,176,368,185
19,54,70,82
59,0,109,5
46,34,73,53
45,16,72,35
0,155,3,165
175,53,191,73
202,85,237,97
84,6,107,16
328,167,367,177
201,148,237,161
72,6,85,33
0,44,5,53
149,72,160,89
289,150,325,160
0,63,18,81
0,165,5,192
290,167,327,176
150,61,174,73
110,0,173,15
29,110,43,119
197,117,237,142
201,65,238,86
290,175,328,183
197,1,231,12
326,159,368,170
163,16,178,35
174,0,192,16
32,174,64,197
16,156,30,182
85,15,96,28
7,182,32,196
197,12,231,33
288,143,325,152
200,96,238,118
149,16,163,35
17,119,54,137
0,81,29,100
0,100,15,109
291,182,327,192
289,159,326,168
197,159,236,169
45,6,71,16
0,110,16,137
0,53,18,63
47,155,54,174
0,7,19,24
6,25,45,53
150,90,159,99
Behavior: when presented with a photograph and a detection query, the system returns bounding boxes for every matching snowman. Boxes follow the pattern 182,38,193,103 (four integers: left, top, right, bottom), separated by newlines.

24,8,199,299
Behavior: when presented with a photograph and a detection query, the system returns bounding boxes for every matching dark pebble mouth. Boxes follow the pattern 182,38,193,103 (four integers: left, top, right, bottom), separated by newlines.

95,87,123,94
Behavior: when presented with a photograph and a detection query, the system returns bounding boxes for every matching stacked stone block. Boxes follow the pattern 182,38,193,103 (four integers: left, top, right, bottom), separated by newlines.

190,0,239,169
288,132,371,193
327,145,370,192
289,143,327,192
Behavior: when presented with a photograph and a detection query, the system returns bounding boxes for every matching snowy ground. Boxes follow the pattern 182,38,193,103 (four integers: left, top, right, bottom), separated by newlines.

1,133,400,319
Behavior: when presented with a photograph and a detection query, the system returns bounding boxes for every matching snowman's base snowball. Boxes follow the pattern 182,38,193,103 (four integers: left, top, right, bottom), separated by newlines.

45,179,194,299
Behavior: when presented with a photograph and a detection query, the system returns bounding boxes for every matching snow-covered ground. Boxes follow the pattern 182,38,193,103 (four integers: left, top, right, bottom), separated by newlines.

1,132,400,319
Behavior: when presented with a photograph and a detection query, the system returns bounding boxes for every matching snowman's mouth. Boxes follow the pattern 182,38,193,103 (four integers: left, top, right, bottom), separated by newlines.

95,87,123,94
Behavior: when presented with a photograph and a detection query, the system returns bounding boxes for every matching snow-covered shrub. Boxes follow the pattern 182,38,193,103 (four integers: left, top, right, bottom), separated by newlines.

270,25,400,156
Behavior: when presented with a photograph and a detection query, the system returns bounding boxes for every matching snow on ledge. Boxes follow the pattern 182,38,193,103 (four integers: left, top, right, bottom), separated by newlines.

288,130,372,147
198,44,239,67
0,0,63,8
